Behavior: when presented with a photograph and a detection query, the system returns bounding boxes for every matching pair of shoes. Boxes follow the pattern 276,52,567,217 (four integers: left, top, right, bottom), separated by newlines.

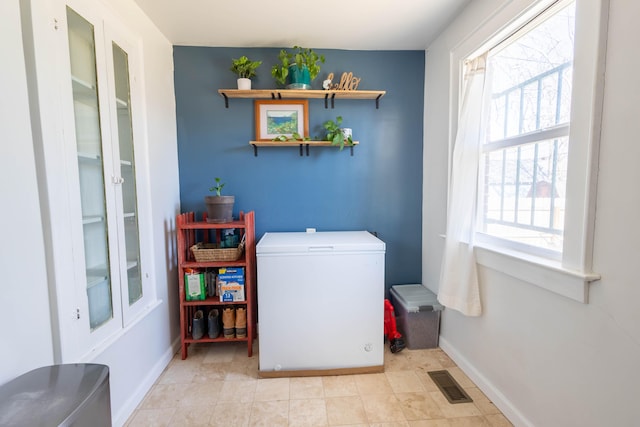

222,306,247,339
192,310,205,340
208,309,220,338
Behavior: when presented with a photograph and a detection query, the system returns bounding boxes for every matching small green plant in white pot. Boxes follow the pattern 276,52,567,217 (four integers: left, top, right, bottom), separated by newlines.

323,116,353,150
230,56,262,90
205,178,235,223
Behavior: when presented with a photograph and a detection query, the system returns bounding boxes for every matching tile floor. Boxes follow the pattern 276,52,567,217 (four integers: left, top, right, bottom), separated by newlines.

126,341,513,427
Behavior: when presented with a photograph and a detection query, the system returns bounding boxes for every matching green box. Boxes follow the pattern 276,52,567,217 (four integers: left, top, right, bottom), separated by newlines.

185,273,206,301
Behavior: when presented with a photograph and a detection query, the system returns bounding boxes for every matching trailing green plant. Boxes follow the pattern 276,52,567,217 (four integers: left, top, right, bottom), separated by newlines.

209,177,225,196
230,56,262,79
271,46,325,86
272,132,311,142
323,116,353,151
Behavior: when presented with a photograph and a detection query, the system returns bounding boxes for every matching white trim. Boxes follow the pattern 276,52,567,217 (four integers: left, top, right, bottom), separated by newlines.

475,244,599,303
439,336,534,427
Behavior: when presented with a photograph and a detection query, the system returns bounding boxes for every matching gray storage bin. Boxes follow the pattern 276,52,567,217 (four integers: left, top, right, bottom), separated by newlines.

390,284,443,349
0,363,111,426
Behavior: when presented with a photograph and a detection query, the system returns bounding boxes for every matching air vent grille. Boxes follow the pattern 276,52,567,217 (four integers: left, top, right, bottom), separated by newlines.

428,370,473,404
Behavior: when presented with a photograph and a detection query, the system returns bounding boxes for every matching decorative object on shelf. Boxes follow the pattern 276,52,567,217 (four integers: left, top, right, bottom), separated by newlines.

205,177,235,223
255,100,309,140
323,72,361,91
323,116,353,151
230,56,262,90
271,46,325,89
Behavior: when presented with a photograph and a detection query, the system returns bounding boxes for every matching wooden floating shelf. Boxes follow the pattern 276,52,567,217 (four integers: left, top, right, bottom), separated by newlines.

218,89,385,109
249,140,360,157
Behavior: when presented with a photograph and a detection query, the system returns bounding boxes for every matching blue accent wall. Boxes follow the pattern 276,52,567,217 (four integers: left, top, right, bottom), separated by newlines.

174,47,424,290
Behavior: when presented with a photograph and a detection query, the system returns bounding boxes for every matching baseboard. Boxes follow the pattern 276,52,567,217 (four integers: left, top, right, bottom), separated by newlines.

438,336,532,427
112,336,181,427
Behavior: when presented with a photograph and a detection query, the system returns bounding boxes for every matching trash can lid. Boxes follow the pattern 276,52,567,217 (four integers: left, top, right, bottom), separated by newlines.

390,284,443,312
0,363,109,426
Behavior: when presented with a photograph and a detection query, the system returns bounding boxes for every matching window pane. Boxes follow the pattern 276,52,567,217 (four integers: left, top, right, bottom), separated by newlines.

481,137,568,252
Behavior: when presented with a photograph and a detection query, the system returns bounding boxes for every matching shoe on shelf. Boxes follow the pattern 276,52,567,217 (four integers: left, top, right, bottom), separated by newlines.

235,306,247,338
222,307,235,339
192,310,204,340
208,309,220,338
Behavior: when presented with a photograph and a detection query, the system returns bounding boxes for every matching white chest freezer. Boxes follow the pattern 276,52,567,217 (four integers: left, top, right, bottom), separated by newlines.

256,230,385,377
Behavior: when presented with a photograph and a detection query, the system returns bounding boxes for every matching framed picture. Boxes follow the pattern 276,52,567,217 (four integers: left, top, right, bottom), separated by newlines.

254,100,309,141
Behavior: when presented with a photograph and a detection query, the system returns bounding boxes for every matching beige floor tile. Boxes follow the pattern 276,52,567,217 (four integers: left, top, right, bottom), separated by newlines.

177,381,224,407
465,388,501,416
431,350,457,369
361,394,407,423
413,371,444,393
210,400,252,426
354,372,394,395
203,342,238,363
446,416,491,427
254,377,290,401
369,422,410,427
192,362,230,382
325,395,367,425
218,379,257,403
386,370,426,393
140,383,191,409
484,414,514,427
167,405,215,426
446,367,475,389
224,358,260,381
249,400,289,426
322,375,359,397
408,420,452,427
429,392,482,419
288,398,328,426
396,392,444,421
126,408,176,426
290,377,325,399
158,362,197,384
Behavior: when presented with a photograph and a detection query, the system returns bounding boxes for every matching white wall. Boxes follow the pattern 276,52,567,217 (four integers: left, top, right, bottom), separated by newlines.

0,0,55,385
423,0,640,426
3,0,180,425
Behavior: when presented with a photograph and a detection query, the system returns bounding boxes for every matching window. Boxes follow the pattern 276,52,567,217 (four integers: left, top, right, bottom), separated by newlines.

450,0,607,302
479,1,575,258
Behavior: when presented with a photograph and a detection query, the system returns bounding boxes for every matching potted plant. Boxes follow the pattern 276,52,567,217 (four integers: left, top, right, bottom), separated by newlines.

230,56,262,90
205,177,235,223
323,116,353,151
271,46,325,89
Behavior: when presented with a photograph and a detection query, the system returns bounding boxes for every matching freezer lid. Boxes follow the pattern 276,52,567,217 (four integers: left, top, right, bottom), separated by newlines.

256,231,385,254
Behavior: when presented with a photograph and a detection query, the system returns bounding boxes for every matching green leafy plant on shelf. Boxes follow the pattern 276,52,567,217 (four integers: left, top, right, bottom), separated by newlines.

323,116,353,151
272,132,311,142
230,56,262,79
209,177,225,196
271,46,325,86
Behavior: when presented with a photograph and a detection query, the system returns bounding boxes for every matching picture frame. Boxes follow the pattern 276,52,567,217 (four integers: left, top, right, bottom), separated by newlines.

254,100,309,141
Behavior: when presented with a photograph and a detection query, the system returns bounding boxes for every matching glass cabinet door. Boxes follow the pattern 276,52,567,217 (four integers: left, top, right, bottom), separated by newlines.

66,8,113,330
112,43,143,306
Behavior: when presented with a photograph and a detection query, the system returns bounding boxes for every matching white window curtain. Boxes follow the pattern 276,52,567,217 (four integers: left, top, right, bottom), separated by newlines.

438,53,490,317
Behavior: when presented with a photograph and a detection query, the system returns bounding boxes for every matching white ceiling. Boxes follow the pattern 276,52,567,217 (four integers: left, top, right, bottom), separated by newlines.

131,0,472,50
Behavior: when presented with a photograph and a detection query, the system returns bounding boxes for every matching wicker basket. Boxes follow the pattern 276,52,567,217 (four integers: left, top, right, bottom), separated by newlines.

190,242,244,262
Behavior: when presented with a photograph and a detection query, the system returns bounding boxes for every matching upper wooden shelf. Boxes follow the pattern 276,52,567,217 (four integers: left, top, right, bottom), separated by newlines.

217,89,386,109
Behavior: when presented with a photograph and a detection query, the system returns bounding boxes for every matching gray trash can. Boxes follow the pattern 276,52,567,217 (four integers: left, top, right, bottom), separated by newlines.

390,284,443,349
0,363,111,427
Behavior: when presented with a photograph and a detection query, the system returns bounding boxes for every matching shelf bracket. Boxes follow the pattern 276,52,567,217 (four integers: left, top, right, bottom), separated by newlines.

375,94,382,109
299,144,303,156
324,93,328,109
350,145,354,156
222,93,229,108
331,93,336,109
253,145,258,157
306,145,310,156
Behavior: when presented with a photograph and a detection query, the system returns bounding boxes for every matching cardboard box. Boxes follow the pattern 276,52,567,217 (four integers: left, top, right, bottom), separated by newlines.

218,267,245,302
185,272,205,301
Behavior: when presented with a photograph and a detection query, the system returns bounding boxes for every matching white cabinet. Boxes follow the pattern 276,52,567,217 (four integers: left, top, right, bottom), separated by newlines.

29,0,154,360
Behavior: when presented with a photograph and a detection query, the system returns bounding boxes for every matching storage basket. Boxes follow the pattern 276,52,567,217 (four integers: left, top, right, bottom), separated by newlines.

190,241,244,262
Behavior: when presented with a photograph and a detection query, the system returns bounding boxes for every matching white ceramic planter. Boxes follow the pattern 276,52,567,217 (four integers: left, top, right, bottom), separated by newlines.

237,78,251,90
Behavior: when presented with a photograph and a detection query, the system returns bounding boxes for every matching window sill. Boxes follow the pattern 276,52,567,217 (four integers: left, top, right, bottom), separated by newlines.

474,244,600,303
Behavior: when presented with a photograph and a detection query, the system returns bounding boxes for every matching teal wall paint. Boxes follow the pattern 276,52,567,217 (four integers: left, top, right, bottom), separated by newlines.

174,47,424,290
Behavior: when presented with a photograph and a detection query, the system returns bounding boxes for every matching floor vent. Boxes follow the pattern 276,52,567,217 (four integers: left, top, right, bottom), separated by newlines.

428,370,473,404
